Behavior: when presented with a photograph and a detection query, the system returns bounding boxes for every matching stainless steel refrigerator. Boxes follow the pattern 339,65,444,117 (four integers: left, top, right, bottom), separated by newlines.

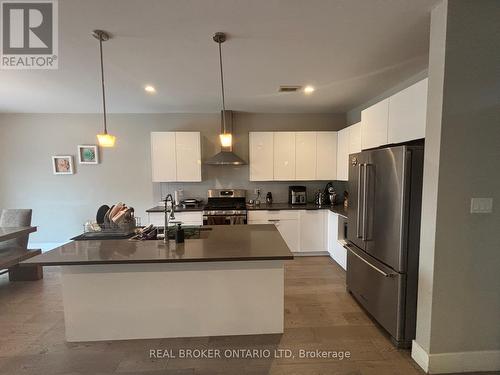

346,144,424,348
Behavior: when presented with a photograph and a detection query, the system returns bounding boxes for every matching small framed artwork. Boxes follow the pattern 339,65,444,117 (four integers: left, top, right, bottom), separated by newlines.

52,156,74,175
77,145,99,164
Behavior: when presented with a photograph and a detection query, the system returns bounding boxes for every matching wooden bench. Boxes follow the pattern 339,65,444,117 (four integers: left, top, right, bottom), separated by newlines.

0,248,43,281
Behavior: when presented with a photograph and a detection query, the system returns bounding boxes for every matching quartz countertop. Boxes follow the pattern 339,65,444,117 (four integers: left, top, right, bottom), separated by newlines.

146,203,348,218
146,205,205,213
247,203,348,218
22,224,293,266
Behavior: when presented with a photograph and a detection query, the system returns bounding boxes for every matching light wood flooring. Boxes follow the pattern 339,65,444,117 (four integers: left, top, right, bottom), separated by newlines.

0,256,488,374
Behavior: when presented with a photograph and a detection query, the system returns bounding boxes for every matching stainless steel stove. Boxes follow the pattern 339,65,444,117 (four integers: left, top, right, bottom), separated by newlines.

203,189,247,225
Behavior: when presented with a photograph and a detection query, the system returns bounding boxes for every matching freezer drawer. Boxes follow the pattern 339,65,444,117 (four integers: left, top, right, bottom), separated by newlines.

345,244,406,342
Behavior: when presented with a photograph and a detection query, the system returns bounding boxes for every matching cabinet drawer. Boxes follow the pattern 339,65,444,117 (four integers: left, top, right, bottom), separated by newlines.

346,245,404,340
248,210,299,222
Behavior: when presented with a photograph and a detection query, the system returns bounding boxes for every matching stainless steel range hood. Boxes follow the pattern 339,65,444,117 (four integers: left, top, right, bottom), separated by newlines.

205,110,246,165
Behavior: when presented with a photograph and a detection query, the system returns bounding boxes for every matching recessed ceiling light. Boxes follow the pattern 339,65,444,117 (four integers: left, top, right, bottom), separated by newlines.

144,85,156,93
304,85,315,94
278,85,302,93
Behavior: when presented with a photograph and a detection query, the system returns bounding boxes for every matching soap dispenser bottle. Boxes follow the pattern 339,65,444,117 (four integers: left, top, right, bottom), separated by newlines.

175,223,184,243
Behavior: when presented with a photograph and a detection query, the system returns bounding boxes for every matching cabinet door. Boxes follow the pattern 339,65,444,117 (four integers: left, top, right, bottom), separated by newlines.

275,219,300,253
361,98,389,150
273,132,296,180
388,78,428,144
316,131,337,180
249,132,274,181
174,211,203,225
151,132,177,182
295,132,317,180
148,212,164,226
175,132,201,182
349,122,362,154
299,210,327,252
336,128,349,181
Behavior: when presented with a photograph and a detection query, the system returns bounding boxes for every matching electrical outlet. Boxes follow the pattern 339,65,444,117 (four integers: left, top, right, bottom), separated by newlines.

470,198,493,214
254,188,261,195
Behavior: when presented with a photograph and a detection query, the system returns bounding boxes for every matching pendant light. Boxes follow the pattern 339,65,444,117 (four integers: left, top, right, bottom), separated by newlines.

93,29,116,148
204,32,246,165
214,32,231,148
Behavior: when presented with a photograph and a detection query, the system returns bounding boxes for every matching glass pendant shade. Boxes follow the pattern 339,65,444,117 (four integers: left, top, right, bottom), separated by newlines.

219,133,232,148
97,133,116,147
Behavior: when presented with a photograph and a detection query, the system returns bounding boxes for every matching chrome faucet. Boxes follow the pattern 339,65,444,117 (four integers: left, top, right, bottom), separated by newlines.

164,194,175,243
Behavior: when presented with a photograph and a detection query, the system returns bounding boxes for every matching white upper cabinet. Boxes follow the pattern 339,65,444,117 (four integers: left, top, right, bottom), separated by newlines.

151,132,177,182
388,78,428,144
349,122,362,154
295,132,317,180
273,132,296,180
316,131,338,180
249,132,274,181
361,98,389,150
250,131,339,181
336,128,349,181
175,132,201,182
151,132,201,182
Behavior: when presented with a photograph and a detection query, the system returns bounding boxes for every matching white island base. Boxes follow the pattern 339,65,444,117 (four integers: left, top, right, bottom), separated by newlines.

61,260,284,342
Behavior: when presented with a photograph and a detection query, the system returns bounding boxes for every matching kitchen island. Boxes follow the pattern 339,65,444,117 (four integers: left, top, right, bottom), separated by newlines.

22,225,293,342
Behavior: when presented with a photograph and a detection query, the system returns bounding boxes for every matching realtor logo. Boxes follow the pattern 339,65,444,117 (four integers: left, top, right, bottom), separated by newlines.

1,0,58,69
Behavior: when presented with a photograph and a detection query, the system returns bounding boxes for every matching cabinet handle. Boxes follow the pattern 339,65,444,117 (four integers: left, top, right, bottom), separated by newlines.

356,164,363,238
268,219,280,222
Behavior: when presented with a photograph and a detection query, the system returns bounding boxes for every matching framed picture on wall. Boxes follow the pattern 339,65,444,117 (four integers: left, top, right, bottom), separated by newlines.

77,145,99,164
52,156,74,175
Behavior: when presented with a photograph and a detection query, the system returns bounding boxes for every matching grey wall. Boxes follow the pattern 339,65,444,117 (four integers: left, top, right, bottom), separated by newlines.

345,69,428,126
415,0,500,360
0,112,345,243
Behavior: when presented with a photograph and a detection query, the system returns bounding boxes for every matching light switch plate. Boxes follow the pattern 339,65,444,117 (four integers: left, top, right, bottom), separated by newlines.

470,198,493,214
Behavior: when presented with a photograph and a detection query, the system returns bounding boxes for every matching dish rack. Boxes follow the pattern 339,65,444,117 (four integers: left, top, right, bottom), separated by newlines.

83,217,138,237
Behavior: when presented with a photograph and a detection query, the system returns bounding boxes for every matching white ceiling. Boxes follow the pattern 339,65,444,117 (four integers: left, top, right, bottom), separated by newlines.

0,0,437,114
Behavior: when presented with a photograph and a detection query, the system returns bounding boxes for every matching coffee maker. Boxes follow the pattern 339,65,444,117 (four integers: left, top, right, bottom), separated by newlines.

289,186,307,205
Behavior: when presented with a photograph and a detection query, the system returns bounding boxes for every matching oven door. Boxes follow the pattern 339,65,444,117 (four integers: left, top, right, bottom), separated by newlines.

203,215,247,225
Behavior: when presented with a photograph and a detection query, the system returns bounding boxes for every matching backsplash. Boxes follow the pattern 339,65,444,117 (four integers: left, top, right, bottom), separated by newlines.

158,165,348,204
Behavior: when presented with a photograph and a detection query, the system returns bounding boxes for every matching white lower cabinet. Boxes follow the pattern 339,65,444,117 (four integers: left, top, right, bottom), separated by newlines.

299,210,327,253
248,209,331,254
248,210,327,253
327,211,346,270
247,210,300,253
148,211,203,226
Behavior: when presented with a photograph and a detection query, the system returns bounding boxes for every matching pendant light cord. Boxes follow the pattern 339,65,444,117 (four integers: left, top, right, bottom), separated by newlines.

218,41,226,134
99,36,108,134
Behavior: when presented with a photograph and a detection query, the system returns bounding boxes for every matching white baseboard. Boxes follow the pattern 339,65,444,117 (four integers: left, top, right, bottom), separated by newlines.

412,340,500,374
411,340,430,372
292,251,329,257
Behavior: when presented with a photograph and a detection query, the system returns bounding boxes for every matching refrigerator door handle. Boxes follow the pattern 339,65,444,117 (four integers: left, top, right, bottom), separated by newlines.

362,163,369,240
356,164,364,239
345,244,396,278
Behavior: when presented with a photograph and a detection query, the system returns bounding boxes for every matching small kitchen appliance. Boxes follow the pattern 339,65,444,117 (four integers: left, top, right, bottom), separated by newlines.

289,186,307,205
266,192,273,205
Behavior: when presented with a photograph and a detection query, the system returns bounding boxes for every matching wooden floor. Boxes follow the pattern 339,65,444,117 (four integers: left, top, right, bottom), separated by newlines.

0,257,460,374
